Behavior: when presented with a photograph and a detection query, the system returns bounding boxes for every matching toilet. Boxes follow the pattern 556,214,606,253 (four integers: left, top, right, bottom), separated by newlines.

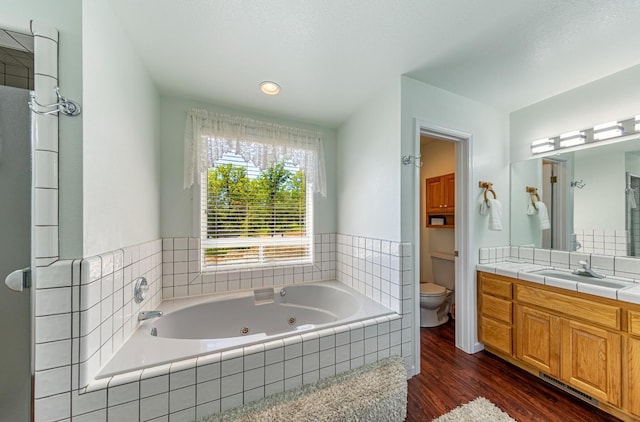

420,251,455,327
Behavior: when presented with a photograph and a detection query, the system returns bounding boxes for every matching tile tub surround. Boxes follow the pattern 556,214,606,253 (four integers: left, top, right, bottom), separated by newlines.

335,234,414,372
33,239,162,422
57,315,402,421
161,234,336,299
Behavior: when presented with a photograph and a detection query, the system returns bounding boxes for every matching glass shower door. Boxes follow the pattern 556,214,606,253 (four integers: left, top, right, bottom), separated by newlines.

0,85,32,422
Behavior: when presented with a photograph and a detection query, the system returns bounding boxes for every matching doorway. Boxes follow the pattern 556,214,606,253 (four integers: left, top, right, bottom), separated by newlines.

420,136,456,332
413,120,473,373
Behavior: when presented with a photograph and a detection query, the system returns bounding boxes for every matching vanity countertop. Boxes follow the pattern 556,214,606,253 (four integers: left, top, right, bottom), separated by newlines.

477,260,640,305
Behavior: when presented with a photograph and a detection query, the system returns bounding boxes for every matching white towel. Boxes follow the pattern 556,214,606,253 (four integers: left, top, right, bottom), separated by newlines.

628,189,637,210
534,200,551,230
486,198,503,231
526,200,551,230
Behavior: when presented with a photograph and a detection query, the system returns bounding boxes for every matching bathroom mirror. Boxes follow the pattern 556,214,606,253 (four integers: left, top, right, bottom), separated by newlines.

510,135,640,257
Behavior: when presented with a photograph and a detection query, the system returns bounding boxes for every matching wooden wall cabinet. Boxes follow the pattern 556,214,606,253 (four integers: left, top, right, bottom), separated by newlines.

478,271,640,421
426,173,454,228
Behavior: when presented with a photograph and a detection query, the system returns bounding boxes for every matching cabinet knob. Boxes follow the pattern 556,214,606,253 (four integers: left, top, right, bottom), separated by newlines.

444,205,448,208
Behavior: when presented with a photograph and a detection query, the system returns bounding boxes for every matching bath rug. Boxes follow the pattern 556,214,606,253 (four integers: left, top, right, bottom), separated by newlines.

432,397,516,422
198,355,407,422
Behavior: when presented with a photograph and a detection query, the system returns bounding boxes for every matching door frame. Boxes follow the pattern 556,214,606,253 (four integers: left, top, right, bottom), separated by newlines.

413,119,474,371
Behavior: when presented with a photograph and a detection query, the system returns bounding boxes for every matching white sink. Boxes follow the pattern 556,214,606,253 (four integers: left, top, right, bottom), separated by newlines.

530,269,636,289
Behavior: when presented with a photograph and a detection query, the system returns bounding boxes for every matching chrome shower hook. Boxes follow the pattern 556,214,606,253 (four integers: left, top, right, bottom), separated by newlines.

29,87,81,116
402,155,423,167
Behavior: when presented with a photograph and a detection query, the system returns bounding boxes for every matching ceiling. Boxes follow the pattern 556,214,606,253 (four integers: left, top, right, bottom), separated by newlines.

110,0,640,128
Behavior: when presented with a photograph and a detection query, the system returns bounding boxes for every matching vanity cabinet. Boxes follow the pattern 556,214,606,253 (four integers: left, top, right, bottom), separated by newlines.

478,271,640,421
426,173,455,228
478,272,513,355
629,311,640,417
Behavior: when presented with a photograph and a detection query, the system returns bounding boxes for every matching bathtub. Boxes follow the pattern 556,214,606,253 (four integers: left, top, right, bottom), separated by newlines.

97,280,394,379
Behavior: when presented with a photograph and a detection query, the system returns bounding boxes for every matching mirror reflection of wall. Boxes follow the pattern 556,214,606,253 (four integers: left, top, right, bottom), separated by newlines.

511,137,640,257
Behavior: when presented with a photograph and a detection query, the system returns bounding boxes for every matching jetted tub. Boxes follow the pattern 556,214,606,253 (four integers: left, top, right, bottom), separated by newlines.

98,280,394,378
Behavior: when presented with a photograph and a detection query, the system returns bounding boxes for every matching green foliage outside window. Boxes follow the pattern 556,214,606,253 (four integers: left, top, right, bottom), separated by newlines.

206,161,306,239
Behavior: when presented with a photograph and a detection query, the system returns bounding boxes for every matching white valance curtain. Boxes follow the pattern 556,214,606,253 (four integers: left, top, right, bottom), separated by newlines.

183,108,327,197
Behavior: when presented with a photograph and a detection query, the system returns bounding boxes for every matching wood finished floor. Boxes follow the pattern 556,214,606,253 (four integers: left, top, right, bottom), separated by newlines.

406,320,621,421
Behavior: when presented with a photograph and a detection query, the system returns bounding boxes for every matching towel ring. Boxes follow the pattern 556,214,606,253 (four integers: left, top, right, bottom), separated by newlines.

479,181,497,203
526,186,540,209
530,192,541,206
484,188,497,202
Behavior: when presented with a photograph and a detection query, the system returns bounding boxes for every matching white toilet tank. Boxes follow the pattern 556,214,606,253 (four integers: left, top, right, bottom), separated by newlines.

431,251,455,290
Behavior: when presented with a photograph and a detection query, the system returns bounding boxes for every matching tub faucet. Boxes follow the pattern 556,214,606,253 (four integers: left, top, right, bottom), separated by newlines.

138,310,163,321
572,260,604,278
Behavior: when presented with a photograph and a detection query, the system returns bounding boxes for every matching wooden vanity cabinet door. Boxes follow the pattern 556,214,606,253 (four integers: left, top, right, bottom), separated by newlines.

515,305,560,377
561,319,622,406
630,337,640,417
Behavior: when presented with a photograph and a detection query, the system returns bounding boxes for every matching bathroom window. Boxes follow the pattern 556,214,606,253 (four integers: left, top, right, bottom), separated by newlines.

184,109,326,271
200,153,313,269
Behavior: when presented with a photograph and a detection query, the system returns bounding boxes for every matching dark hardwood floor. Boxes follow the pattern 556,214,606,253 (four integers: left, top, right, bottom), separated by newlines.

406,320,621,421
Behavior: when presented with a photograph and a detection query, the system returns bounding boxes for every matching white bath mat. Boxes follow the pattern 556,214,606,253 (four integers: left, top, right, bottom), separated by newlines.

432,397,517,422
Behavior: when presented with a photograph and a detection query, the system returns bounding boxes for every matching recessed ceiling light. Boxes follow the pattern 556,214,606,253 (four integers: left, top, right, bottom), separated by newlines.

260,81,280,95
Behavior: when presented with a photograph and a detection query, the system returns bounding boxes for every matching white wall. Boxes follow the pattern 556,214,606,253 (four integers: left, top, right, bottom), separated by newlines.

159,95,337,237
420,138,455,282
400,76,510,354
510,64,640,163
82,1,160,256
1,0,84,258
336,81,402,241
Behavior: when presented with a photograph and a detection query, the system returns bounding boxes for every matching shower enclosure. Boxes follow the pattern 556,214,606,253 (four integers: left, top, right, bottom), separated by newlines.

0,85,32,421
626,173,640,256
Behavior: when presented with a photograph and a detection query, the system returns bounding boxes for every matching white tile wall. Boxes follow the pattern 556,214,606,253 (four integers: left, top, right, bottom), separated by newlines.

574,228,628,256
334,234,413,372
77,241,163,388
161,234,336,299
33,239,162,422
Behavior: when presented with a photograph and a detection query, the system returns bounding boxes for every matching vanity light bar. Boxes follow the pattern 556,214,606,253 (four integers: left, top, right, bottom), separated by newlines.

593,121,623,140
531,138,556,154
532,115,640,156
559,130,586,148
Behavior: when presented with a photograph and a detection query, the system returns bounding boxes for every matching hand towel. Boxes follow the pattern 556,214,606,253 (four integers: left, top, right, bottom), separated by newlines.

535,200,551,230
628,189,637,210
480,200,489,215
487,198,503,231
527,202,537,215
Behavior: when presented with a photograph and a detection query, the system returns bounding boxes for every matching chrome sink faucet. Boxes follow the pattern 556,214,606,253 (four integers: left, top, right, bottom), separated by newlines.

138,310,163,321
572,260,604,279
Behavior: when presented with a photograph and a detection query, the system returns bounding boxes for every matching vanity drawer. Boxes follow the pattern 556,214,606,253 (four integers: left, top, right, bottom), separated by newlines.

480,316,512,355
482,294,512,324
630,311,640,337
515,285,621,330
479,273,513,299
